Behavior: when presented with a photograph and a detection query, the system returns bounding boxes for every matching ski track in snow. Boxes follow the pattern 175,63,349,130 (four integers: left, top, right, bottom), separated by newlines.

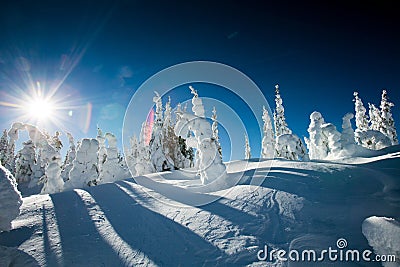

1,151,400,266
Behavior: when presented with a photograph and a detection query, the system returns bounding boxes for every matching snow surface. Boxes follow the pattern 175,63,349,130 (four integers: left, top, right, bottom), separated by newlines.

1,150,399,266
0,164,22,232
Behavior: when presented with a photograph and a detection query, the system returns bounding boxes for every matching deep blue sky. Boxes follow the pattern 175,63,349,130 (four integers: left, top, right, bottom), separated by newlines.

0,0,399,160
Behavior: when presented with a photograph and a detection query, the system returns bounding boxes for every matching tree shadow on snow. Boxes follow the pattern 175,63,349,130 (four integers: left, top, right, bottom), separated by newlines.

0,226,35,247
119,176,259,228
50,190,124,266
88,183,227,266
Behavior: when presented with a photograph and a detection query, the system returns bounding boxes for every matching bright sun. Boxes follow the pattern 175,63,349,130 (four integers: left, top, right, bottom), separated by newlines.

26,97,55,120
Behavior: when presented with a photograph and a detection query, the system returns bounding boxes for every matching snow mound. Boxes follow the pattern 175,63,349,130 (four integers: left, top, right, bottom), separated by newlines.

362,216,400,266
0,164,22,232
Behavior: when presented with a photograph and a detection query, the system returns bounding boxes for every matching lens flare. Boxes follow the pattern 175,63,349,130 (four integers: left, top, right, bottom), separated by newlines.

26,96,55,121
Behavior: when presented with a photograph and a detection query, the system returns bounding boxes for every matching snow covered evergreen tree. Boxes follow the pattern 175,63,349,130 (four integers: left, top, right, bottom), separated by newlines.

161,97,179,169
273,84,292,137
6,123,23,175
175,86,226,184
321,123,342,159
98,133,129,184
61,132,76,182
0,163,22,232
368,103,381,131
51,131,63,152
14,140,36,184
211,107,222,159
355,130,391,150
190,86,205,117
135,141,153,175
261,106,275,158
65,138,99,189
6,123,64,194
340,113,356,157
149,92,173,171
275,134,309,161
131,123,154,176
96,127,107,174
126,135,139,177
379,89,398,145
353,91,369,133
0,129,9,167
244,134,251,159
305,111,328,160
353,91,394,150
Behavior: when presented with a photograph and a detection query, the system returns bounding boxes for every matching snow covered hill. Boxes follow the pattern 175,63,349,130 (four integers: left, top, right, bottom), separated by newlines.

1,150,400,266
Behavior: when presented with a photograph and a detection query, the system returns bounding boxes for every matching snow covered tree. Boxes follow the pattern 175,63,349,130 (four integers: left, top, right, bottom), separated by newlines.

353,90,395,150
355,130,391,150
275,134,309,161
353,91,369,133
368,103,381,131
149,92,173,171
305,111,328,160
261,106,275,159
306,111,345,159
135,141,153,175
6,123,23,175
126,135,139,177
211,107,222,159
175,86,226,184
190,86,205,117
51,131,63,152
61,132,76,182
126,122,152,176
161,97,180,169
98,133,129,184
321,123,342,159
6,123,64,194
64,138,99,189
244,134,251,159
0,163,22,232
273,84,292,137
0,129,9,167
96,127,107,174
178,136,194,168
174,103,194,168
340,113,356,157
14,140,36,183
379,89,398,145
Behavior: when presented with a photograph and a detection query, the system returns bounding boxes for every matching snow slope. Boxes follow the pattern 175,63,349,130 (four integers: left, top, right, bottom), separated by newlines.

1,150,399,266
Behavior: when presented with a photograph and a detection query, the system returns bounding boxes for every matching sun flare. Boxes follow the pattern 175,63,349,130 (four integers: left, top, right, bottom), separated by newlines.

26,96,55,121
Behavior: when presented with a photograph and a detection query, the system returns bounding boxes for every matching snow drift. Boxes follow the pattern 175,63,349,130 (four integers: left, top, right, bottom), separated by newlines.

0,164,22,232
0,148,399,266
